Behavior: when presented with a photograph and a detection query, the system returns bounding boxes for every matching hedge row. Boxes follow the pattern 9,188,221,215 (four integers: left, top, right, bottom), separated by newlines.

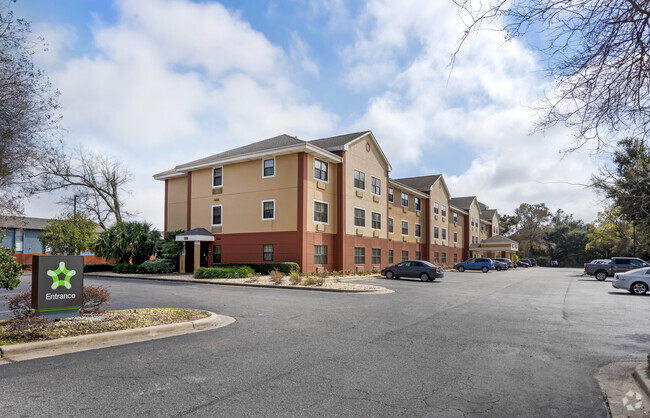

194,266,253,279
214,262,299,275
84,264,115,273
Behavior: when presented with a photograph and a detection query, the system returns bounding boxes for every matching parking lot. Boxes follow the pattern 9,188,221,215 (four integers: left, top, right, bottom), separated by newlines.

1,267,648,416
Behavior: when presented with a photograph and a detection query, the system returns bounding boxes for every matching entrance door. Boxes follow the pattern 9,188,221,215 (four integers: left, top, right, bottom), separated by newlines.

200,243,209,267
186,243,194,273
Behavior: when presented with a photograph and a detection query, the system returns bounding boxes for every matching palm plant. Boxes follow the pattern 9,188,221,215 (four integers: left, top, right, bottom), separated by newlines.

93,222,160,264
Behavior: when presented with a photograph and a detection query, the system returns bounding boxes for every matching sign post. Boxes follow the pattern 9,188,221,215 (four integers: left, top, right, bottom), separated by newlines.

32,256,84,319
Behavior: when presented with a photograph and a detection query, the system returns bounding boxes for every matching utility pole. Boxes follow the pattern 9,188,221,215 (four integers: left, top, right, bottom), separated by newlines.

73,195,79,216
633,221,636,257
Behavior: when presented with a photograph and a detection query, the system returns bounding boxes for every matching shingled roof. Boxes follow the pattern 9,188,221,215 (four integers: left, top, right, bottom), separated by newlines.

308,131,370,151
394,175,441,193
449,196,477,211
480,208,497,221
0,216,51,230
175,134,306,170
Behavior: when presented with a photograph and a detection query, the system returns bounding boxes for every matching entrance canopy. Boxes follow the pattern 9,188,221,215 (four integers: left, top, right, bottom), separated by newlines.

175,228,215,242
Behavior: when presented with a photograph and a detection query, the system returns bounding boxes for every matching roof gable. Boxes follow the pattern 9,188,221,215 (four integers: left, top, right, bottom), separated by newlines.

395,175,441,193
449,196,478,211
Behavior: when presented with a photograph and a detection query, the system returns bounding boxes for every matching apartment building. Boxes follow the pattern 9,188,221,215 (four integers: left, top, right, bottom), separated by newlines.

154,131,518,273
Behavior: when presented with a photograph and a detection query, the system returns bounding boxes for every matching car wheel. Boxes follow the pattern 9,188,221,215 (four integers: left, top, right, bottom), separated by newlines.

595,271,607,281
495,266,502,271
385,270,395,279
481,266,489,273
458,266,465,272
631,282,648,295
420,273,430,282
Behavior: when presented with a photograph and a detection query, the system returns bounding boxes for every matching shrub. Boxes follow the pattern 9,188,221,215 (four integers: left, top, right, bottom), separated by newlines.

140,258,176,274
314,277,325,287
194,266,252,279
7,286,111,318
213,262,299,275
21,263,32,270
0,233,22,290
84,263,115,273
112,264,144,274
269,269,284,285
289,271,302,285
303,276,316,286
80,285,111,313
535,256,551,267
315,269,329,278
8,290,33,319
6,316,53,340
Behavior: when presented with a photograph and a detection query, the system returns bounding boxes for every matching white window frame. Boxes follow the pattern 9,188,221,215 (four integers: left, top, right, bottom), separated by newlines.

262,158,275,178
388,217,394,234
433,201,439,214
211,204,223,226
415,223,422,238
212,167,223,188
441,205,447,217
313,200,329,224
434,226,439,239
263,244,273,261
401,220,409,236
454,232,458,243
442,228,447,240
401,192,409,207
371,176,381,195
371,211,381,229
453,212,458,223
261,199,275,220
313,158,329,183
354,169,366,190
388,187,394,203
415,197,421,211
354,207,366,227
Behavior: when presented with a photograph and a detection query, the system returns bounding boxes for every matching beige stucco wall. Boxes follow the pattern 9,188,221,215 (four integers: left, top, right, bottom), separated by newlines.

306,155,338,234
167,176,188,231
388,184,427,244
449,208,465,251
490,212,500,236
345,137,389,237
468,200,481,245
429,179,450,247
190,154,298,233
479,220,490,242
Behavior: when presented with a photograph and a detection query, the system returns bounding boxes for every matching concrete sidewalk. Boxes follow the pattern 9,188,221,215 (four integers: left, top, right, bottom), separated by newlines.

596,361,650,417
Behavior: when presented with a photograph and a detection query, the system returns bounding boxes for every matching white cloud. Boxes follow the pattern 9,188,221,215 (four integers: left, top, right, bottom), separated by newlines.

344,0,600,222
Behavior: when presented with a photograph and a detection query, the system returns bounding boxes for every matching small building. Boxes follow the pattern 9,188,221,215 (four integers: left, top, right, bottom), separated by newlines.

0,216,50,255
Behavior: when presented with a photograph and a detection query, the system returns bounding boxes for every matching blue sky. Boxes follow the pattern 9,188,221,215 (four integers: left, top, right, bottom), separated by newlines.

15,0,603,228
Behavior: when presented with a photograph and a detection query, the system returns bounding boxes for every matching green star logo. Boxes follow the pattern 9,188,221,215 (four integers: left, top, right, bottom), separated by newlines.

47,261,76,290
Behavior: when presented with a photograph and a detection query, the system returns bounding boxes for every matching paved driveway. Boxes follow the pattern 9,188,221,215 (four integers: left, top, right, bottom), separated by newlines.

1,268,648,416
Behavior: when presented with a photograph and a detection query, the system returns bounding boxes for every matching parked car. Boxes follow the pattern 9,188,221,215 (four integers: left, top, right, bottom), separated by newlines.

550,260,559,267
381,260,444,282
612,267,650,295
517,259,531,268
493,260,508,271
521,258,536,266
493,258,513,269
454,258,495,273
584,257,650,281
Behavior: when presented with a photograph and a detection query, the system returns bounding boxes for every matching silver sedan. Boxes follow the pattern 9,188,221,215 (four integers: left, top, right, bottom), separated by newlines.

612,266,650,295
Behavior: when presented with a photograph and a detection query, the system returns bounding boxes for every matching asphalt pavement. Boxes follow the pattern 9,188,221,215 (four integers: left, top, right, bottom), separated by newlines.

0,267,648,416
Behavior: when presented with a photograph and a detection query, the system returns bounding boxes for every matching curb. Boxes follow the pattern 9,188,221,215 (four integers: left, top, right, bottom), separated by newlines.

85,272,392,294
0,311,234,361
633,363,650,399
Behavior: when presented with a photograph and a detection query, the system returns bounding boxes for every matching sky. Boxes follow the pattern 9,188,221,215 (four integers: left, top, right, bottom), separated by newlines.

14,0,607,229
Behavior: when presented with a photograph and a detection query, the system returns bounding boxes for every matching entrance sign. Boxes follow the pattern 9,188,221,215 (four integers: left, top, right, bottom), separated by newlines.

32,256,84,318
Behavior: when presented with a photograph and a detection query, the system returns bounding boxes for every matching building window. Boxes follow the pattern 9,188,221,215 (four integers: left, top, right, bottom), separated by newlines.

389,249,394,264
372,212,381,229
415,251,421,260
314,245,327,264
314,158,328,181
263,159,275,177
415,224,422,238
471,217,475,227
453,212,458,223
442,252,447,264
371,177,381,195
388,187,394,203
354,208,366,227
433,202,439,214
401,192,409,207
442,228,447,240
213,245,221,263
454,232,458,243
314,200,329,223
262,200,275,220
372,248,381,264
454,253,458,263
441,205,447,217
388,217,394,233
434,252,439,264
415,197,421,211
211,205,222,226
263,244,273,261
401,220,408,235
354,247,365,264
434,226,439,239
354,169,365,189
401,250,408,261
213,167,223,187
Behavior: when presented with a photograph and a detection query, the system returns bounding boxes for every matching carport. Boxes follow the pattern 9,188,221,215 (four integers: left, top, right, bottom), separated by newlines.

175,228,215,273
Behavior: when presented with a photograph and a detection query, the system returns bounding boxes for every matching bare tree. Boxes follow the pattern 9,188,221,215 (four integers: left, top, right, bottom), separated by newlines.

0,1,61,216
454,0,650,150
32,146,134,229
